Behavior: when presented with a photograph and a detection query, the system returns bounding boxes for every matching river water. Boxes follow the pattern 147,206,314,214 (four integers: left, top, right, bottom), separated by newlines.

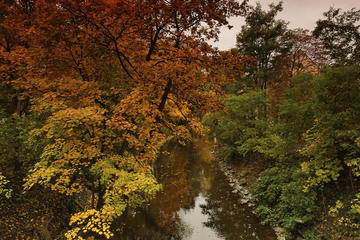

114,140,276,240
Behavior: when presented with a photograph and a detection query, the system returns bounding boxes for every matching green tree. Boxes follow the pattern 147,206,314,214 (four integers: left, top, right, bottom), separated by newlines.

236,1,292,90
206,91,269,160
301,66,360,190
273,73,315,161
0,108,44,175
313,7,360,65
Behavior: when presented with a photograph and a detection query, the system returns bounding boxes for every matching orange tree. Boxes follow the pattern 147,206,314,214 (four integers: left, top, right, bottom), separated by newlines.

2,0,249,239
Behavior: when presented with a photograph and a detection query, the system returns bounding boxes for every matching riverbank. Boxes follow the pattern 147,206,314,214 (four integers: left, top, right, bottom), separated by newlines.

209,141,360,240
210,145,289,240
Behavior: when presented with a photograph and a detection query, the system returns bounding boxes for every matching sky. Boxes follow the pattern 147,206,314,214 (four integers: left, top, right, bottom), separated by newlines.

211,0,360,50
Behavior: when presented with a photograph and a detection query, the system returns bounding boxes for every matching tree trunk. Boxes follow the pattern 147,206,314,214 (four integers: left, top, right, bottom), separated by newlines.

158,79,172,112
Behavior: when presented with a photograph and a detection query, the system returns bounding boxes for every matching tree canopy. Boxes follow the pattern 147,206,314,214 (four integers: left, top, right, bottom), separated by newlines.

313,7,360,65
0,0,248,239
236,1,292,90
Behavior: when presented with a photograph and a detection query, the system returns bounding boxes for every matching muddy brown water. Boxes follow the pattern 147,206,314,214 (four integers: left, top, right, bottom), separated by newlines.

114,140,277,240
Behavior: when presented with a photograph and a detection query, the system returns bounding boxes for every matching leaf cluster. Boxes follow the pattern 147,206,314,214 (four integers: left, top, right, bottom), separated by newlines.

254,167,319,232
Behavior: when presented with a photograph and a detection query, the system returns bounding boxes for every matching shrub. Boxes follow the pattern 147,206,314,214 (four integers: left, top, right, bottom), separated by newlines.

254,167,319,232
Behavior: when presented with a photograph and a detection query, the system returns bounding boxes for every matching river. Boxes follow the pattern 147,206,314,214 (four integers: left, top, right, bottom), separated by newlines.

113,139,277,240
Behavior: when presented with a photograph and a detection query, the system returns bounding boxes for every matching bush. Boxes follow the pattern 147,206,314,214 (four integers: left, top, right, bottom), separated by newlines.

254,167,319,232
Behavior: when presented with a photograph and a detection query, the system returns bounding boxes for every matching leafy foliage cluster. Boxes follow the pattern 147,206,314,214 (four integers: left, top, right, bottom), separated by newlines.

254,167,319,232
326,195,360,239
0,172,12,199
206,91,269,160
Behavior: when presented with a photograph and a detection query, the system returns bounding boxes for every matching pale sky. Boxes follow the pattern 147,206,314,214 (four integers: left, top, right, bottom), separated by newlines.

211,0,360,50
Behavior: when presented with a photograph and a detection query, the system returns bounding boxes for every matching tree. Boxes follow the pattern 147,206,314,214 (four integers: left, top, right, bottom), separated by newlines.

0,0,249,239
286,28,328,76
313,7,360,65
301,66,360,191
206,91,269,160
236,1,292,90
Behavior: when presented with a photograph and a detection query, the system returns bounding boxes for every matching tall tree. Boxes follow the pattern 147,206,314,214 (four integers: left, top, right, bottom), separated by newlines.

313,7,360,65
1,0,249,239
236,1,292,90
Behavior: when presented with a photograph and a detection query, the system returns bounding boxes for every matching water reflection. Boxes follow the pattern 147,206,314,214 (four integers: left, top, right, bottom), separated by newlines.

114,140,276,240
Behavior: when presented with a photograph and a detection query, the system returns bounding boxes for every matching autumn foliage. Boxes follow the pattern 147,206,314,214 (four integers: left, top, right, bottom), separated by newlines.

0,0,248,238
